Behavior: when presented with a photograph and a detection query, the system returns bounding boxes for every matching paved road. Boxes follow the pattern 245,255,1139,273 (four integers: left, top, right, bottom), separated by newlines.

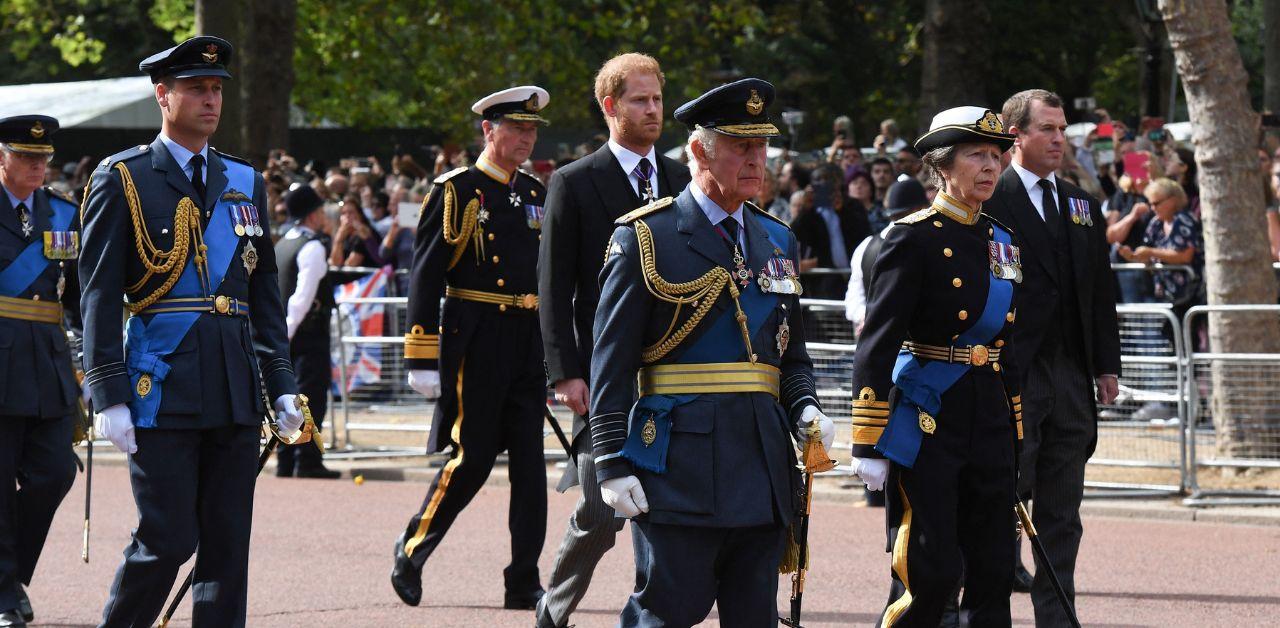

24,464,1280,627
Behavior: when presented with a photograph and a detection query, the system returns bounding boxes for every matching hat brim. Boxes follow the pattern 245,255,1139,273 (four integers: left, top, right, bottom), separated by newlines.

3,143,54,155
708,123,780,138
501,113,549,125
166,68,232,81
914,126,1014,155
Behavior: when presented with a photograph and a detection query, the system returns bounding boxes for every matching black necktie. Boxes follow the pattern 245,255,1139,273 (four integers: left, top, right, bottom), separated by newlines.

190,154,207,202
633,158,655,203
15,202,31,239
719,216,740,250
1038,179,1061,239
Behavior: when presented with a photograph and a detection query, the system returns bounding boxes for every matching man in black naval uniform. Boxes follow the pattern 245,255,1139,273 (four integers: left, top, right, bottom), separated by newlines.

849,106,1024,627
536,52,690,628
987,89,1120,625
0,115,82,628
390,86,550,611
275,185,340,479
589,78,834,627
79,36,303,627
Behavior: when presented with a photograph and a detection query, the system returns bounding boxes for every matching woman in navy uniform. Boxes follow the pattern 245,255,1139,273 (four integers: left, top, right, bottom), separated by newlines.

79,37,303,627
588,78,834,627
390,86,550,611
849,106,1023,627
0,115,81,628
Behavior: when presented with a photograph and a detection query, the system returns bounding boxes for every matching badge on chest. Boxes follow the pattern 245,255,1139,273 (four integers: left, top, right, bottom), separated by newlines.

1066,197,1094,226
225,193,263,238
757,255,803,295
524,203,545,230
988,240,1022,283
43,230,79,259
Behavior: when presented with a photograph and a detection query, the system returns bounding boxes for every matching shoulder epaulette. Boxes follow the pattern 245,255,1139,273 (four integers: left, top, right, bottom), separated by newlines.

43,186,75,205
212,147,253,168
433,166,468,184
746,201,789,228
615,196,674,224
981,211,1016,236
98,144,150,169
895,208,937,225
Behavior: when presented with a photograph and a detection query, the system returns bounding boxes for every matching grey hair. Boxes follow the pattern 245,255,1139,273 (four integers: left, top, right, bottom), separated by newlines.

689,126,718,162
921,145,957,192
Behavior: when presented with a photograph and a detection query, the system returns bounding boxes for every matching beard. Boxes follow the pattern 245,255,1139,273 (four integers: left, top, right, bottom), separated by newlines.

617,113,662,147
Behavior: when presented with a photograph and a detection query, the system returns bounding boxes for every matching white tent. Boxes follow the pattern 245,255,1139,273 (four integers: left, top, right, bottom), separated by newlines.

0,76,159,128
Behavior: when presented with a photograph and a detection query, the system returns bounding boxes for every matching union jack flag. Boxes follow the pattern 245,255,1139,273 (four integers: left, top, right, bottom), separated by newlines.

332,267,389,394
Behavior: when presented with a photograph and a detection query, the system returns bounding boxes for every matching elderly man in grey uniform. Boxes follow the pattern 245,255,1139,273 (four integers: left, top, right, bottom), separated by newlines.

588,78,834,627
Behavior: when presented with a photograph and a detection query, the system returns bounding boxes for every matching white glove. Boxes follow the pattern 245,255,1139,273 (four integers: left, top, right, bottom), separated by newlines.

273,394,305,435
600,475,649,518
795,405,836,452
95,404,136,454
407,369,441,399
852,457,890,492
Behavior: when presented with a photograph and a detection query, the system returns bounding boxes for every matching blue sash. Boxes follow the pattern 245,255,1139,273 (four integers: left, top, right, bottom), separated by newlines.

621,216,787,472
0,195,76,297
875,223,1015,468
125,160,256,427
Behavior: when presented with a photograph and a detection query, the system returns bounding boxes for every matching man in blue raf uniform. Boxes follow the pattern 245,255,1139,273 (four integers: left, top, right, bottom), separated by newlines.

849,107,1023,627
79,36,304,627
390,86,549,611
589,78,834,627
0,115,82,628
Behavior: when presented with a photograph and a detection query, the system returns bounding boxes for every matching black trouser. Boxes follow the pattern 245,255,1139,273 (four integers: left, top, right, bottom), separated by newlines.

621,520,785,628
1019,343,1096,627
0,414,75,611
99,425,260,628
877,376,1016,628
398,314,546,595
278,322,330,474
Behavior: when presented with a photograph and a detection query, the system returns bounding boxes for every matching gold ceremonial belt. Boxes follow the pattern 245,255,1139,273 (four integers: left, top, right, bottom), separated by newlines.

903,341,1000,367
445,286,538,311
139,296,250,317
0,295,62,324
637,362,781,399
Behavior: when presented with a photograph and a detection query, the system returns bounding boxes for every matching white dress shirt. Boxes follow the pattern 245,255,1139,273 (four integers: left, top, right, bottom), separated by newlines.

844,225,894,324
158,134,208,183
690,179,746,258
608,139,660,200
1010,158,1057,223
283,225,328,339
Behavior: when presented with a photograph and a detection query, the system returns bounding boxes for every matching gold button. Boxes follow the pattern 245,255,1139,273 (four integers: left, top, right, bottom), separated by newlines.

958,310,968,320
499,304,507,312
531,190,538,197
488,233,495,241
497,278,505,287
1006,311,1015,322
952,277,962,287
993,363,1002,372
995,339,1005,347
952,334,959,341
943,248,953,257
31,294,40,301
492,255,500,263
933,220,943,228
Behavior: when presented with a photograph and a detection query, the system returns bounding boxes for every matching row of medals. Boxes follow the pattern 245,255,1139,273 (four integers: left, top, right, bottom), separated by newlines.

231,205,261,275
727,243,800,356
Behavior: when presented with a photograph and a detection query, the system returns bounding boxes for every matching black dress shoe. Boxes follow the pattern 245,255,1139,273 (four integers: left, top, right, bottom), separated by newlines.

296,464,341,479
390,532,422,606
504,588,544,610
15,587,31,622
0,609,26,628
1013,562,1034,592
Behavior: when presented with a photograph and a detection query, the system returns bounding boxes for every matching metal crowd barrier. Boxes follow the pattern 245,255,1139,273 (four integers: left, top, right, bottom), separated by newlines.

1182,304,1280,507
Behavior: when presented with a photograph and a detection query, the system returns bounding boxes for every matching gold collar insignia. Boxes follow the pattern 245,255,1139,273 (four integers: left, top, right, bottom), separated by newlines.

932,191,980,225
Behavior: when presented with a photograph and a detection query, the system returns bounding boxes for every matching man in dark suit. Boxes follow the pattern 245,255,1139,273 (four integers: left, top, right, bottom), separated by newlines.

984,89,1120,626
536,52,690,628
0,115,82,628
790,163,870,298
589,78,833,626
80,37,303,627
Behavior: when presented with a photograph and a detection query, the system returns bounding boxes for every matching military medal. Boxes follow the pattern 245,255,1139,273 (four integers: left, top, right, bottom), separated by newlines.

509,191,521,207
919,409,936,435
776,309,791,354
17,205,32,238
136,374,153,399
241,239,259,275
641,415,657,447
988,241,1023,284
524,203,545,230
758,256,802,294
1067,197,1093,226
43,230,79,259
732,246,752,288
56,265,66,300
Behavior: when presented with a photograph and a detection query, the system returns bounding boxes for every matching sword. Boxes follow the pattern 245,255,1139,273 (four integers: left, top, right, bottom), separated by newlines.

542,405,575,460
780,424,836,628
1015,501,1082,628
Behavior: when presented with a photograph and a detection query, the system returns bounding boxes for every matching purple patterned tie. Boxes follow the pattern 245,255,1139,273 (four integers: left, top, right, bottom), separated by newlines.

633,158,655,203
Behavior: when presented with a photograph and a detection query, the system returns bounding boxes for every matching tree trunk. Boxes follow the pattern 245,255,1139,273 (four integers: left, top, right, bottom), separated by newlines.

1266,0,1280,115
196,0,246,157
917,0,990,131
1160,0,1280,459
240,0,297,168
